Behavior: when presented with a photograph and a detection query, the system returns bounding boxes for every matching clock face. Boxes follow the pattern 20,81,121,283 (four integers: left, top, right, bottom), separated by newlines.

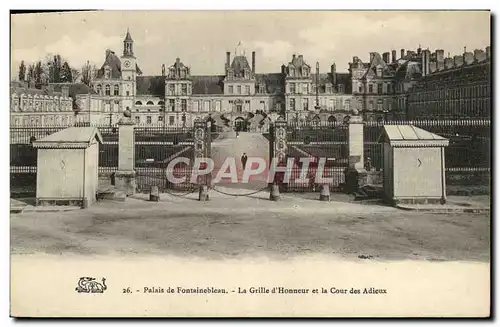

124,60,131,68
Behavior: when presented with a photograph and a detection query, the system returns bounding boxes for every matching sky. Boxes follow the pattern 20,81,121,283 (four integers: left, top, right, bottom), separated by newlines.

10,10,491,78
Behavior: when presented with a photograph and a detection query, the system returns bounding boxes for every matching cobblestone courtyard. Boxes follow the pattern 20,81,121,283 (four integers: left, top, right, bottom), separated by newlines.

11,192,490,262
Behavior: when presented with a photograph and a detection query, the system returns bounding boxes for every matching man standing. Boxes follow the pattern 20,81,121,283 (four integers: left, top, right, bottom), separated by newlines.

241,153,248,170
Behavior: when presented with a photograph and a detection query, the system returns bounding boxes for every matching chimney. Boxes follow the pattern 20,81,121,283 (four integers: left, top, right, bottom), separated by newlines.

382,52,390,63
453,55,464,67
486,46,491,59
421,49,431,76
429,62,437,73
436,49,444,71
105,49,112,59
391,50,397,63
226,52,231,69
331,63,337,84
474,49,486,62
369,52,375,62
252,51,256,73
444,57,454,69
292,54,296,62
281,64,286,74
463,52,474,65
400,49,405,59
61,84,70,98
406,50,412,57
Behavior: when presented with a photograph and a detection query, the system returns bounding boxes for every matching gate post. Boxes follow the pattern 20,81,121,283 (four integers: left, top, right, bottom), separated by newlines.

115,110,136,196
268,114,287,200
194,120,210,201
344,111,367,194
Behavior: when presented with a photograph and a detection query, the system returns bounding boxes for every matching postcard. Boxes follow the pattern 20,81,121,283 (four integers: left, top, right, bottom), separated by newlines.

10,10,491,317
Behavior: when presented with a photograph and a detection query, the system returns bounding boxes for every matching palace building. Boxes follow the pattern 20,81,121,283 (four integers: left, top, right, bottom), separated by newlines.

10,29,491,127
75,29,355,128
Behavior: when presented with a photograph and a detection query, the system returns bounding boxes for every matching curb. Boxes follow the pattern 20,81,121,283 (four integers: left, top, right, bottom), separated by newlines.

395,205,490,213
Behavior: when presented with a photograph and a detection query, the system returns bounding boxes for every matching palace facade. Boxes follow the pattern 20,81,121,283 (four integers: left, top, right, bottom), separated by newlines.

10,29,490,127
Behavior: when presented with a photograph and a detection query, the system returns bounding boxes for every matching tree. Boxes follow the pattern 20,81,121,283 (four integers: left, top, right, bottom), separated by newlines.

27,64,35,86
46,54,62,83
18,61,26,82
60,61,73,83
34,61,45,89
81,61,97,86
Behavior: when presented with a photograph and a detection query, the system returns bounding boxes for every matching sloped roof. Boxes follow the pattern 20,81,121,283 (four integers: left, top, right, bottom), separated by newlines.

33,127,103,149
255,73,284,94
136,76,165,96
51,83,96,97
230,56,251,76
124,29,133,42
379,125,449,147
96,50,122,79
192,75,225,95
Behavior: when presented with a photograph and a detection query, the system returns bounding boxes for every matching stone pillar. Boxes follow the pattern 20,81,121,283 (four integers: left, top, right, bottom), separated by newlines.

344,114,367,193
115,115,136,196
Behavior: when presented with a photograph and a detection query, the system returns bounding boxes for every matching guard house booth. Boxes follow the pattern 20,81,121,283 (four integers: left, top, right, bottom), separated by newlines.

378,125,449,205
32,127,103,208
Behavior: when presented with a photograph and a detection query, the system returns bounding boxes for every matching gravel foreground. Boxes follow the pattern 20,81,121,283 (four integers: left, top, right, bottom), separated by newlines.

11,194,490,262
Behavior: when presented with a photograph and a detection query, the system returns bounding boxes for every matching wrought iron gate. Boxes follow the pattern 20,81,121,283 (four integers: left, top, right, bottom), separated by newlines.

270,120,349,192
134,121,211,193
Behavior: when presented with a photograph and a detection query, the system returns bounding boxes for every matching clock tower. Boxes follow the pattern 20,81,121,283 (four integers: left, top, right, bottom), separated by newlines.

121,28,137,112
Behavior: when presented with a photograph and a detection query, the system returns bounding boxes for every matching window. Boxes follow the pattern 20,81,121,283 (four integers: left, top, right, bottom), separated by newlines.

369,100,374,110
204,101,210,112
326,85,332,93
338,84,344,93
105,85,110,96
303,83,309,94
135,101,142,105
377,99,383,111
368,84,373,93
228,85,233,94
105,68,111,79
169,116,175,125
181,99,187,111
345,100,350,110
146,101,154,105
329,99,335,110
377,83,383,94
290,83,296,94
245,85,250,94
135,116,140,123
237,85,241,94
303,99,309,111
96,84,102,94
215,101,221,112
126,91,130,96
158,101,164,106
146,116,152,124
358,85,362,93
158,116,163,122
114,85,119,96
181,84,187,95
387,84,392,93
169,85,175,95
290,98,296,110
169,99,175,111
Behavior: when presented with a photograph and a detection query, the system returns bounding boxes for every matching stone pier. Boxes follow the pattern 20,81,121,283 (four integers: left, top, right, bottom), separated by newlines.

115,115,136,196
344,115,367,193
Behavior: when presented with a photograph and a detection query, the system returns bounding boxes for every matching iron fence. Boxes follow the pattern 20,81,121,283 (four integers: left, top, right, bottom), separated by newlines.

284,121,349,190
363,119,491,171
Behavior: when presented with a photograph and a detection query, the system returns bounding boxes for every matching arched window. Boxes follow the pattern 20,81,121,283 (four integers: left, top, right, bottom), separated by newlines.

343,115,351,124
158,101,164,106
135,101,142,105
105,85,110,96
327,116,336,123
114,85,119,96
146,101,154,105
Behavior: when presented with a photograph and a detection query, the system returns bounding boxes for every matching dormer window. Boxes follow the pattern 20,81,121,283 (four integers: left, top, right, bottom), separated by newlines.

303,67,309,77
376,66,382,77
228,70,234,80
338,84,344,93
289,67,295,77
104,66,111,79
326,84,332,94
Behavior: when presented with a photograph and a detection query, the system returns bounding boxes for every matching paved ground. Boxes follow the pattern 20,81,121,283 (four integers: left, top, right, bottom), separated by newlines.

11,190,490,262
